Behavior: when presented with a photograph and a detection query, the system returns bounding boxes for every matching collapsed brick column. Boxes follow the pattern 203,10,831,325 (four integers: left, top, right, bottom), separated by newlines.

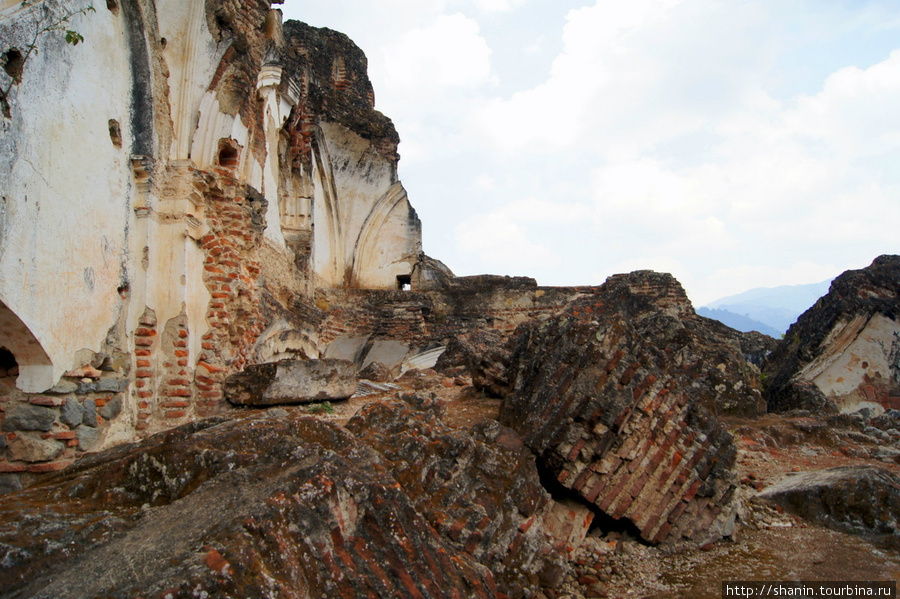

500,272,755,546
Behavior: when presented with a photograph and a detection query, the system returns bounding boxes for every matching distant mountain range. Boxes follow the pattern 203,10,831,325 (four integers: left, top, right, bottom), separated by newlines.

697,279,834,336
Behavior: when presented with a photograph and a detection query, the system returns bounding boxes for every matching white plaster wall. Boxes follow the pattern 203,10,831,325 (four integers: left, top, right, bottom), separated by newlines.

312,121,421,288
352,184,421,288
156,0,226,162
0,1,135,390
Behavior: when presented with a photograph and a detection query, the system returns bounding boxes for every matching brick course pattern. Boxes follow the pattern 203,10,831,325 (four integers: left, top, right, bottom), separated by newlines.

195,174,268,417
500,272,752,546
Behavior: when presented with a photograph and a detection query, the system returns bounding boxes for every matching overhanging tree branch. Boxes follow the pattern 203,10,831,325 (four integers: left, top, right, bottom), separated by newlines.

1,0,95,117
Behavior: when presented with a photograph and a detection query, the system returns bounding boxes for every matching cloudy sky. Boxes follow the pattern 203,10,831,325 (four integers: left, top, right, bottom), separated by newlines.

281,0,900,305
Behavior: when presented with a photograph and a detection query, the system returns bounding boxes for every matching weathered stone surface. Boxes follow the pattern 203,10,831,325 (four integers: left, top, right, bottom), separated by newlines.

542,499,595,550
0,474,23,495
435,329,513,397
1,403,56,432
764,255,900,413
59,398,84,428
0,412,498,598
75,378,128,394
75,425,102,452
500,271,751,546
7,433,64,463
759,466,900,538
81,398,98,428
410,253,457,291
360,339,409,373
346,394,568,597
357,360,392,382
99,396,123,420
697,318,779,368
224,359,357,406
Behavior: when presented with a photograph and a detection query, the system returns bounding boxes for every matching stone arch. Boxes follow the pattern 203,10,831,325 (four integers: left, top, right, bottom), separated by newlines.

348,182,412,287
0,298,53,391
310,127,345,285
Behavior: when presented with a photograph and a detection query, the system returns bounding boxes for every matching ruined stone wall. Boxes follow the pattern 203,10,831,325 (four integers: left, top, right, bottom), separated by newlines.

314,279,594,369
0,0,427,482
764,255,900,414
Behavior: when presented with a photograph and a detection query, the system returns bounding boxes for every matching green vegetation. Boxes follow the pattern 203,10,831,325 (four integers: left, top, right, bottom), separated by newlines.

1,1,95,117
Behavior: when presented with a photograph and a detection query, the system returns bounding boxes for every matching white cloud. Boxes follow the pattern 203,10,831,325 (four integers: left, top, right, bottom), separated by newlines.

470,0,763,154
380,14,493,96
471,0,526,14
285,1,900,302
786,49,900,159
455,211,559,272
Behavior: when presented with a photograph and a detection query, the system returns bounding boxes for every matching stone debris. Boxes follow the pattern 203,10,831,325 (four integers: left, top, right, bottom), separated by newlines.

347,393,570,597
223,359,357,406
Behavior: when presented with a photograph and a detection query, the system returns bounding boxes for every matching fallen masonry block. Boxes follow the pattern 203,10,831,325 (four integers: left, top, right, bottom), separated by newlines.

224,359,357,406
500,271,749,546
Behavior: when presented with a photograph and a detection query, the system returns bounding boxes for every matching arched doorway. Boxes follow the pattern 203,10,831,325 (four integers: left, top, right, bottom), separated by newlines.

0,299,53,392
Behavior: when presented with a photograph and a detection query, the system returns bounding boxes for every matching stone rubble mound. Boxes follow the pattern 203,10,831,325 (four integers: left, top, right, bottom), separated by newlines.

499,271,763,546
347,394,569,597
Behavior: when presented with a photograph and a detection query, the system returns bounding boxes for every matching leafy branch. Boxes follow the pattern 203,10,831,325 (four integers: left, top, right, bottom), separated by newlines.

1,1,95,117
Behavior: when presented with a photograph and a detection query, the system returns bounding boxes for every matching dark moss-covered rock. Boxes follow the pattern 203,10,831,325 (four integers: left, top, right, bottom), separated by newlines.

282,20,400,163
347,394,568,598
759,466,900,539
0,412,498,598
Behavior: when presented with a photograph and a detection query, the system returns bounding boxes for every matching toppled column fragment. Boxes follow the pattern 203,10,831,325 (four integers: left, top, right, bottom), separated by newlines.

224,359,357,406
500,271,753,545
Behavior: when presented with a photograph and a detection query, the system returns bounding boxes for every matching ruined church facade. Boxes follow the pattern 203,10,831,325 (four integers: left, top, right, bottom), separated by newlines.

0,0,421,463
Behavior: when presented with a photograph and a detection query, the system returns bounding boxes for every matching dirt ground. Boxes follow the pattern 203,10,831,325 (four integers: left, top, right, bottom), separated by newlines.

258,369,900,599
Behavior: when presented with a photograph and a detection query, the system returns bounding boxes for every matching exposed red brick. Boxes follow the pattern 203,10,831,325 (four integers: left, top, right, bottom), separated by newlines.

28,396,65,407
0,462,28,473
160,401,190,409
27,460,74,473
165,410,186,419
